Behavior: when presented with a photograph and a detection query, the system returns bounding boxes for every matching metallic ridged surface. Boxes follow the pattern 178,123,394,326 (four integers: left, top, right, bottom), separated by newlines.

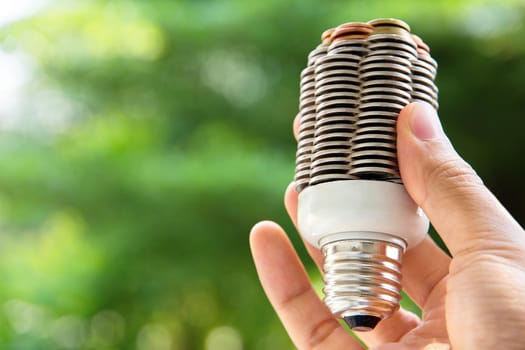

322,240,403,320
411,34,439,109
294,19,439,193
350,27,417,182
295,44,329,192
310,51,363,185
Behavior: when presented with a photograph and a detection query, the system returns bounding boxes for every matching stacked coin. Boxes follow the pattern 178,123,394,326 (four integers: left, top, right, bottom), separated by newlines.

295,29,334,192
410,34,439,109
294,19,439,192
310,23,372,186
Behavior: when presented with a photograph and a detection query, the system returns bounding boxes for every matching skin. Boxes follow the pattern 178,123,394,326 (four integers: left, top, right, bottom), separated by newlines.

249,102,525,350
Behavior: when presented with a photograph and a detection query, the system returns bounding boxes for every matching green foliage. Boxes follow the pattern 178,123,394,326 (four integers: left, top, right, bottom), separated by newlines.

0,0,524,348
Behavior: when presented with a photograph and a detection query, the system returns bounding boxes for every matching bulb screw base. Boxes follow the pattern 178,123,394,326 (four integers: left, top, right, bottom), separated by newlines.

321,239,404,331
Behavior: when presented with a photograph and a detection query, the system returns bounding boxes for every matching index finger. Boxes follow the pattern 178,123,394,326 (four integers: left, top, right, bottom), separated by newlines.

293,113,300,141
397,103,525,257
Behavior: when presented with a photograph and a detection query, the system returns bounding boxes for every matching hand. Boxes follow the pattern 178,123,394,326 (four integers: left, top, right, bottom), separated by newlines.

249,102,525,350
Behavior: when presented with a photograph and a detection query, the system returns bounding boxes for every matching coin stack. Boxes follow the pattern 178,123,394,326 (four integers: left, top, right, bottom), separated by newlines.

295,19,438,192
295,29,334,193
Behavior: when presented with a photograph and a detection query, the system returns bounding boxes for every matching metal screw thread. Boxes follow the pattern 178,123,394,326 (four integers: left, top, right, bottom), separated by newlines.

321,239,404,322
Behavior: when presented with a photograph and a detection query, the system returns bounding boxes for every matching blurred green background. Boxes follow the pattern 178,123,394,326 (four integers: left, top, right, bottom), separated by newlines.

0,0,524,349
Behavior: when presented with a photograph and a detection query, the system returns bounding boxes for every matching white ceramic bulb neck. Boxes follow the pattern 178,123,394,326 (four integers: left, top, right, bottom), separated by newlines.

297,180,429,250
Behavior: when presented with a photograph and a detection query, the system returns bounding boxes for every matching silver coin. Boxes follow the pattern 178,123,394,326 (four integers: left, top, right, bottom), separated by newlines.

316,116,357,127
360,93,410,106
307,46,328,65
329,39,369,51
411,90,438,105
360,86,412,100
311,157,350,168
296,147,313,158
299,96,316,108
350,149,397,159
361,54,412,66
357,110,399,119
300,81,315,93
321,52,363,62
298,117,316,127
315,70,360,83
411,94,438,109
298,129,314,140
295,169,312,180
296,152,312,163
316,99,360,111
315,77,361,91
301,103,317,115
368,37,417,51
359,101,406,111
412,60,437,77
354,125,396,134
315,83,361,95
299,115,316,127
351,157,398,167
300,79,316,92
349,166,399,176
312,147,351,158
360,69,412,83
300,66,315,81
297,136,314,146
301,65,315,77
355,118,397,127
411,84,438,101
314,124,355,135
315,124,355,137
314,132,353,143
316,91,360,104
294,181,309,192
351,140,396,149
417,54,438,70
313,139,352,150
317,107,358,119
363,48,415,60
298,130,314,141
312,151,350,160
411,65,435,81
295,165,311,175
311,163,350,172
315,62,360,77
412,80,438,94
360,62,412,76
361,78,412,91
352,132,396,142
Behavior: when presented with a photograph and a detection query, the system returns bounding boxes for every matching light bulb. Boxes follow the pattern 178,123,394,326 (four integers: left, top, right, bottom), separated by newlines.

294,19,438,331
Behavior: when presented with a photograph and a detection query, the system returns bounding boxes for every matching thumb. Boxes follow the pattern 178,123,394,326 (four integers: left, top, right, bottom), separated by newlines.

397,102,524,257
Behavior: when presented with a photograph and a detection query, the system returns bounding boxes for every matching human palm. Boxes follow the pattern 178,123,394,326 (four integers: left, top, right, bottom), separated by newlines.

250,103,525,349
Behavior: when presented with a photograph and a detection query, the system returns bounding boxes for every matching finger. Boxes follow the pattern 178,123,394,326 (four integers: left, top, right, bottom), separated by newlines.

397,102,525,257
401,236,450,308
250,221,361,349
357,308,420,348
293,113,300,141
250,221,425,347
286,181,450,308
284,182,324,270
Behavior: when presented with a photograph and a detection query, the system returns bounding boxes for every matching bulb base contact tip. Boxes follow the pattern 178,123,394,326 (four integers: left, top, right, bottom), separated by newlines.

321,239,404,331
343,315,381,332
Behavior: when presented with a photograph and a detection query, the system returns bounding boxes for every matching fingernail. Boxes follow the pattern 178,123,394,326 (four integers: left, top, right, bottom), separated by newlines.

409,102,441,141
